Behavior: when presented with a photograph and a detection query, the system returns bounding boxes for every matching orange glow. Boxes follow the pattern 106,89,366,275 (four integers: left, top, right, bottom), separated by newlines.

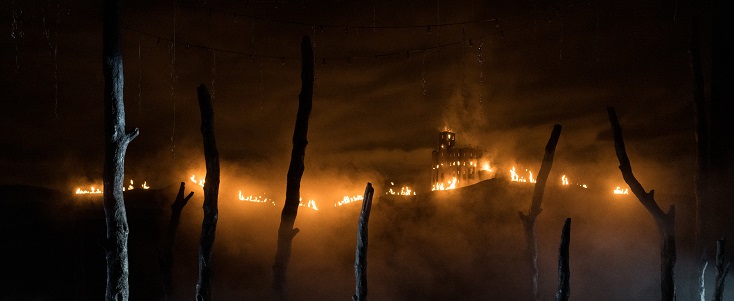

614,186,629,195
481,162,492,172
561,175,570,185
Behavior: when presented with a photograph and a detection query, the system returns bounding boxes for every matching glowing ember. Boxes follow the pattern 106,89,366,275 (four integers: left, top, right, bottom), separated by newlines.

387,186,416,196
190,175,205,187
75,186,102,194
336,195,364,206
614,186,629,195
561,175,570,185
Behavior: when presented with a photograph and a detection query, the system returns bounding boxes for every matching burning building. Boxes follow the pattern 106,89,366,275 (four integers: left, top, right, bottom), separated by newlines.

431,131,492,190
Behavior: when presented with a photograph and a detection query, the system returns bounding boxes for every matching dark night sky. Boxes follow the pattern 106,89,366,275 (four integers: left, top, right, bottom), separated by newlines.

0,0,698,201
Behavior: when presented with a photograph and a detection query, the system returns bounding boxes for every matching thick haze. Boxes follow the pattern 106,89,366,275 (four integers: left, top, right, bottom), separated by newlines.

1,0,696,199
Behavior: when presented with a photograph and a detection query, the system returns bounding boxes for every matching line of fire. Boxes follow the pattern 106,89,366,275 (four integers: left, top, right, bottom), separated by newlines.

73,130,629,211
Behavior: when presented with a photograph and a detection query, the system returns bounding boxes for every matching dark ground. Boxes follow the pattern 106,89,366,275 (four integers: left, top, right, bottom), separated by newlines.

0,179,730,300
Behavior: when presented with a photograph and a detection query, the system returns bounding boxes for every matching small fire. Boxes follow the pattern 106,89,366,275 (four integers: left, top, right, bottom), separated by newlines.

510,167,536,183
299,198,319,210
481,162,492,172
190,175,205,187
614,186,629,195
237,190,275,205
75,186,102,194
561,175,570,185
387,186,416,196
432,177,458,191
76,179,150,195
336,195,364,206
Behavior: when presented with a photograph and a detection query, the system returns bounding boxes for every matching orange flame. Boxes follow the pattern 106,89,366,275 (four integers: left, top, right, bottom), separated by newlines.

561,175,570,185
75,186,102,194
190,175,205,187
336,195,364,206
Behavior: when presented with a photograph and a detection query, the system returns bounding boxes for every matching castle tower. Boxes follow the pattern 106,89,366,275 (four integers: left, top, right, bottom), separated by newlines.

431,131,489,190
438,131,456,151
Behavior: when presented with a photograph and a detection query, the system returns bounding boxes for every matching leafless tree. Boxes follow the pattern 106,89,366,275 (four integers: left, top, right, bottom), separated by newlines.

607,107,676,301
353,183,375,301
102,0,138,299
195,85,220,301
273,36,314,301
518,124,562,301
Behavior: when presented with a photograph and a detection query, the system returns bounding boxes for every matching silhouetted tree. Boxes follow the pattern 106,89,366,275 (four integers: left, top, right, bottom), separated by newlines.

518,124,562,301
272,36,314,301
159,182,193,300
353,183,374,301
556,218,571,301
713,238,731,301
195,85,220,301
102,0,138,299
607,107,676,301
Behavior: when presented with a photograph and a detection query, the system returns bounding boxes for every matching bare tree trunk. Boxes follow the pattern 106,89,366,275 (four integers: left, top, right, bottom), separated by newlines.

556,218,571,301
353,183,374,301
713,238,730,301
159,182,193,300
273,36,314,301
698,257,708,301
689,4,711,300
102,0,139,299
195,84,220,301
607,107,676,301
518,124,562,301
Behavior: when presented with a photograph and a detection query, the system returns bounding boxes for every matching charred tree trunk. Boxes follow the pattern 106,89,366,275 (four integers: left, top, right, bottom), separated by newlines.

159,182,193,300
195,84,220,301
607,107,676,301
518,124,562,301
102,0,139,299
713,238,730,301
353,183,374,301
556,218,571,301
273,36,314,301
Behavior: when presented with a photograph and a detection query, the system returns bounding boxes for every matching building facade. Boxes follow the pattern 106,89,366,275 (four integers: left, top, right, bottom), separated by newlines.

431,131,491,190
